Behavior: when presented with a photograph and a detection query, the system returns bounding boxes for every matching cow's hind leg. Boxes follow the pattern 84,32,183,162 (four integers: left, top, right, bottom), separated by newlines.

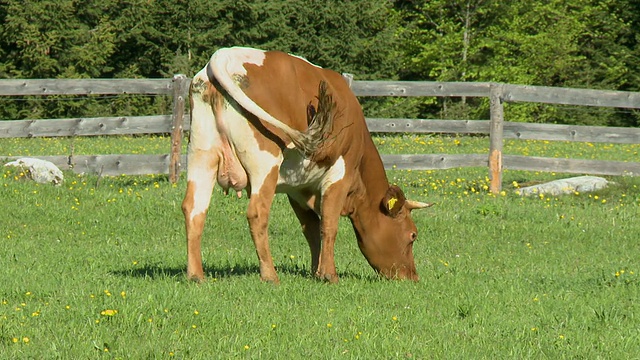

247,166,280,283
287,196,321,275
182,149,218,281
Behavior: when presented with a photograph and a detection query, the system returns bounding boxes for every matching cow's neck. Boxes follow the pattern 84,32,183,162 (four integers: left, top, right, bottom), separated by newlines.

346,135,390,232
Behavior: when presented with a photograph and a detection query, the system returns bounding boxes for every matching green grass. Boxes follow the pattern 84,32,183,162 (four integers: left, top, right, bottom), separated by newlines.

1,134,640,358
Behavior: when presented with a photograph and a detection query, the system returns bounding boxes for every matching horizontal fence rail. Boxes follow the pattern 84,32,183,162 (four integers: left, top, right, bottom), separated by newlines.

0,78,174,96
1,77,640,190
364,118,640,144
0,115,173,137
1,154,183,176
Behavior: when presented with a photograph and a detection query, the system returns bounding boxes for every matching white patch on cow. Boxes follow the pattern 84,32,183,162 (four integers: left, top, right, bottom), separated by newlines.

278,153,346,191
186,66,222,221
189,67,219,151
211,47,266,77
221,99,282,196
320,156,346,193
289,53,322,68
187,162,215,221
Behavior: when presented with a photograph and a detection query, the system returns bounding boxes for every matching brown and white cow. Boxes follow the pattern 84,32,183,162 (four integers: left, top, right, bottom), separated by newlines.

182,46,431,283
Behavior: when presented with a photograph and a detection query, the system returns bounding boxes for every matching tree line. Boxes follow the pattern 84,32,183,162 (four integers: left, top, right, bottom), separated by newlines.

1,0,639,127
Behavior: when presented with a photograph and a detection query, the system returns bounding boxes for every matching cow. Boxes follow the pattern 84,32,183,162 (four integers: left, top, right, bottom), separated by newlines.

182,46,432,284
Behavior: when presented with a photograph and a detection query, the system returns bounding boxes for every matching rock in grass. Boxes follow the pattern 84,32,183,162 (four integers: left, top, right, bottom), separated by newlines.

4,158,64,186
516,176,609,196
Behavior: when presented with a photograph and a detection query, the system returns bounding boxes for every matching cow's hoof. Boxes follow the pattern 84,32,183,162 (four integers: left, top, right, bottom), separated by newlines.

260,276,280,285
317,272,339,284
187,274,205,283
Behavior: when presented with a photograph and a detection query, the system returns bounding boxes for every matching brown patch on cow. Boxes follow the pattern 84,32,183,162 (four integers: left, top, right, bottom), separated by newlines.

232,73,250,89
244,111,287,155
181,180,196,213
183,181,207,281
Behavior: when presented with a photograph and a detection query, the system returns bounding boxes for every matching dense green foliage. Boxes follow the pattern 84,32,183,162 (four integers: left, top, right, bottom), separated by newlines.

1,0,639,125
1,135,640,357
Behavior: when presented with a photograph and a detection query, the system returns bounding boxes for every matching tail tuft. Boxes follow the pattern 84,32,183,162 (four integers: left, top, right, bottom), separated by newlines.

294,81,336,158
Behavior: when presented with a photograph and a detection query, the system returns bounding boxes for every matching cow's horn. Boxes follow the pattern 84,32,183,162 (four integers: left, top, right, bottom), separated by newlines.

406,200,434,210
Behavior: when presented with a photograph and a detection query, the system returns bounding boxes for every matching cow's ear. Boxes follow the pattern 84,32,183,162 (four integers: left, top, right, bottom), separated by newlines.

382,185,406,217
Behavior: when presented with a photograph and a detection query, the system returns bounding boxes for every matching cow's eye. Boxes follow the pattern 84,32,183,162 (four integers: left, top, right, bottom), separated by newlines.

410,232,417,242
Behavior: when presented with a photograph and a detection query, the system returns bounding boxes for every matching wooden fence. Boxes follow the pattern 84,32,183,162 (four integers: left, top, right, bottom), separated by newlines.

1,76,640,192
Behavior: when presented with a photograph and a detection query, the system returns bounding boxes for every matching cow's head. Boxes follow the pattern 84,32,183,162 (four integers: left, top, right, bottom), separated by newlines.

353,185,432,281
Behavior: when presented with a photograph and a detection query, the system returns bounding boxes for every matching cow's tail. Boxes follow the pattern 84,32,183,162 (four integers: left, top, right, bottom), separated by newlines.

303,81,335,157
209,52,335,157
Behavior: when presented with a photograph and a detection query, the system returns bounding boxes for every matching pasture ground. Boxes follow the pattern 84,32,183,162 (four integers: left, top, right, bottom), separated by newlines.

1,135,640,358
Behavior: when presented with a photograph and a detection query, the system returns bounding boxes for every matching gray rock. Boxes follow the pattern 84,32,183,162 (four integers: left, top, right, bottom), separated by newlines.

516,176,610,196
4,158,64,186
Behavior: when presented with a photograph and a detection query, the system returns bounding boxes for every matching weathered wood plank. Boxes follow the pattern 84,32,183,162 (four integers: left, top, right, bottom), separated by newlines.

169,75,189,183
365,119,639,144
380,154,487,170
503,122,640,144
0,116,173,138
504,155,640,176
502,84,640,109
0,79,174,96
366,118,490,134
489,84,505,193
351,81,492,97
1,154,172,176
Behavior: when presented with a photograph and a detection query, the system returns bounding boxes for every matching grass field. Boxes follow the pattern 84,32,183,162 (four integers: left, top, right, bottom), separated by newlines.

1,134,640,358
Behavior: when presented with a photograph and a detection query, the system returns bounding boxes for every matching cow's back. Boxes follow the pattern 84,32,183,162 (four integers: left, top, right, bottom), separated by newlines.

215,48,368,165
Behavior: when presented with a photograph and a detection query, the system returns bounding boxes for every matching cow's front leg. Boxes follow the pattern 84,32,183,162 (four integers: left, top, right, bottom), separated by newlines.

287,196,321,275
182,149,218,282
316,183,349,283
247,166,280,283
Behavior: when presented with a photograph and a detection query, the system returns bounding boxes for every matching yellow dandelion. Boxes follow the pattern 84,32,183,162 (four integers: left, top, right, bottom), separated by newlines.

100,309,118,316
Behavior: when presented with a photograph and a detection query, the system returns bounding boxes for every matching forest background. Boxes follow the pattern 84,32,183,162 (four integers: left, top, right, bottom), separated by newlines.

1,0,639,127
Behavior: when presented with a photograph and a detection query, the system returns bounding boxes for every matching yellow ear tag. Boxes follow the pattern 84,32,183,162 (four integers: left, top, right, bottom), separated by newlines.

387,197,398,210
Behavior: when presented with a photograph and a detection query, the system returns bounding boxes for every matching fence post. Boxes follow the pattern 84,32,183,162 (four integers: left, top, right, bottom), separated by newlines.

488,83,505,194
170,74,189,184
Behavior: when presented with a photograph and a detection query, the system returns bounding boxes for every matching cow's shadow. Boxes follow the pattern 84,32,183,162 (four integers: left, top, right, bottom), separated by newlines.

110,262,373,282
